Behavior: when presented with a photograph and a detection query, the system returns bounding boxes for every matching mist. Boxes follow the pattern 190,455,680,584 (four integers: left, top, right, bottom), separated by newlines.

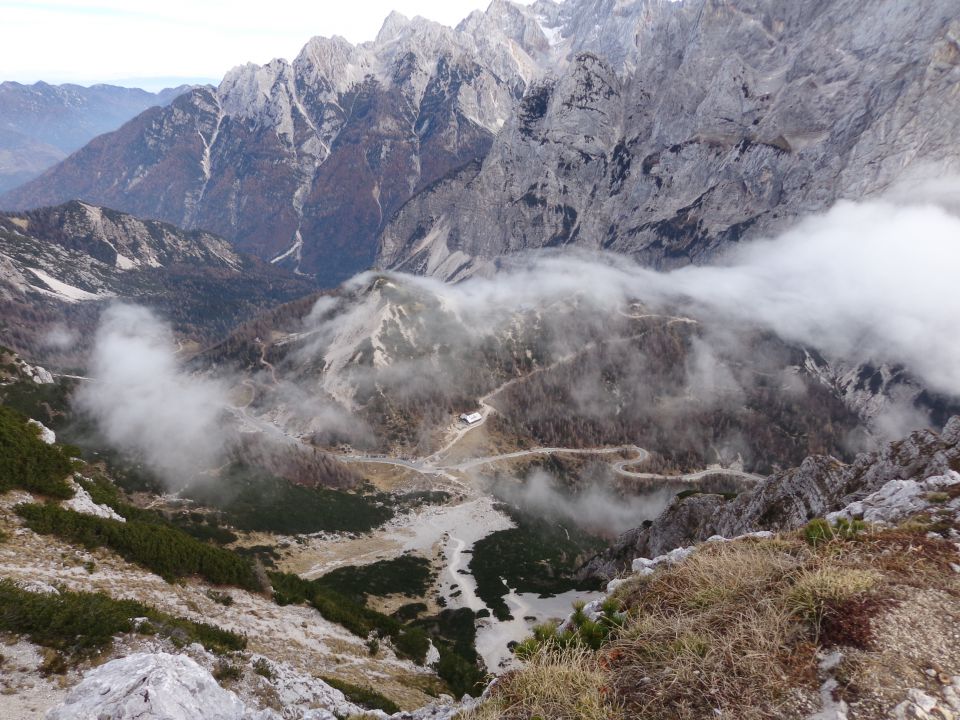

76,304,232,487
662,198,960,397
391,190,960,399
495,470,677,536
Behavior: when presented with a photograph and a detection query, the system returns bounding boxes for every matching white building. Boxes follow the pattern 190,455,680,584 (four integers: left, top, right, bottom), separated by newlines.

459,412,483,425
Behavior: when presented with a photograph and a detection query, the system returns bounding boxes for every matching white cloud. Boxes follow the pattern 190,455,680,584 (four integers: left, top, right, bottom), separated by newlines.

0,0,534,87
377,185,960,398
75,304,231,485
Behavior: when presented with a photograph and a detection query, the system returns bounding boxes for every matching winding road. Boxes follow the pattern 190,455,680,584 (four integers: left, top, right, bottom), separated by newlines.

232,311,766,495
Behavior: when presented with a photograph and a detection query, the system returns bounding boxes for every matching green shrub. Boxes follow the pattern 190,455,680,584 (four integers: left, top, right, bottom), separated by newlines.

393,602,428,622
252,657,274,678
206,589,234,606
434,646,486,698
0,378,73,431
15,503,261,590
186,465,392,535
213,660,242,683
75,475,238,545
0,579,245,656
803,517,867,547
470,506,604,621
270,572,486,691
515,599,625,659
392,627,430,662
0,406,74,498
316,555,434,601
320,676,400,714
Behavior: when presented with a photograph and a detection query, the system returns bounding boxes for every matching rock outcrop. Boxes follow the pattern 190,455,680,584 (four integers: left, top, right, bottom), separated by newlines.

10,1,959,286
44,651,474,720
46,653,276,720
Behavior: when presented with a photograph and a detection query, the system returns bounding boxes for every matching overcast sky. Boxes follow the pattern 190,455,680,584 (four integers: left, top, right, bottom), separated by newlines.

1,0,532,90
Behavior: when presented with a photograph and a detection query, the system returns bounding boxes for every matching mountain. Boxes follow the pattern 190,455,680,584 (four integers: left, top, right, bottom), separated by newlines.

377,0,960,277
0,201,314,364
0,82,191,194
5,0,959,285
0,6,553,286
203,270,907,473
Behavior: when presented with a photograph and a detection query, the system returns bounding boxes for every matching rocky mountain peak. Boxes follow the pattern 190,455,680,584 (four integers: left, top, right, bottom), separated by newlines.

376,10,412,44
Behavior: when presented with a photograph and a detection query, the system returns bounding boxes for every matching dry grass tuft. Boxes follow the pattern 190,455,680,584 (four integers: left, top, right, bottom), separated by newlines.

464,521,960,720
608,540,812,720
785,567,882,626
460,646,622,720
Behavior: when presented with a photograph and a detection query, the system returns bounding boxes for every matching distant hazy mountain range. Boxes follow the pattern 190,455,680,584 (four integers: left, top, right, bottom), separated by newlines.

0,82,193,194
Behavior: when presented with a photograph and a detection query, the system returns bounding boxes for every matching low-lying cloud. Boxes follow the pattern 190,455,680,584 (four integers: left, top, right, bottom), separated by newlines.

662,198,960,397
496,470,677,536
391,191,960,398
76,304,231,487
77,179,960,488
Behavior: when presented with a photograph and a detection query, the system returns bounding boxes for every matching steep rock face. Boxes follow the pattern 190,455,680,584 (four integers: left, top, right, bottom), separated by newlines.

0,82,190,194
378,0,960,277
581,416,960,579
1,10,553,286
800,351,960,432
13,200,241,270
0,202,314,363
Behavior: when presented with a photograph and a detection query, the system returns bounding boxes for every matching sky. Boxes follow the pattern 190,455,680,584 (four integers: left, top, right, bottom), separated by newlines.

0,0,532,90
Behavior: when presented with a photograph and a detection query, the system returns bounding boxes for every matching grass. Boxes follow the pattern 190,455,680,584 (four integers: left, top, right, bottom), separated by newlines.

786,567,882,627
0,579,245,657
465,518,959,720
462,646,622,720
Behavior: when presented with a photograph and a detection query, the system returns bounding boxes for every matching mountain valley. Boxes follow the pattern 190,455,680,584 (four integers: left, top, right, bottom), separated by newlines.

1,1,960,719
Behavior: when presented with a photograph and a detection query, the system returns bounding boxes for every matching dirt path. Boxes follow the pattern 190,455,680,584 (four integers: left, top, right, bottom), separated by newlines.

256,340,278,385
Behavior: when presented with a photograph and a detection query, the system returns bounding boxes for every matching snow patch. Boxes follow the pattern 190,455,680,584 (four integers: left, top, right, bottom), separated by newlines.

115,253,138,270
27,268,104,303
